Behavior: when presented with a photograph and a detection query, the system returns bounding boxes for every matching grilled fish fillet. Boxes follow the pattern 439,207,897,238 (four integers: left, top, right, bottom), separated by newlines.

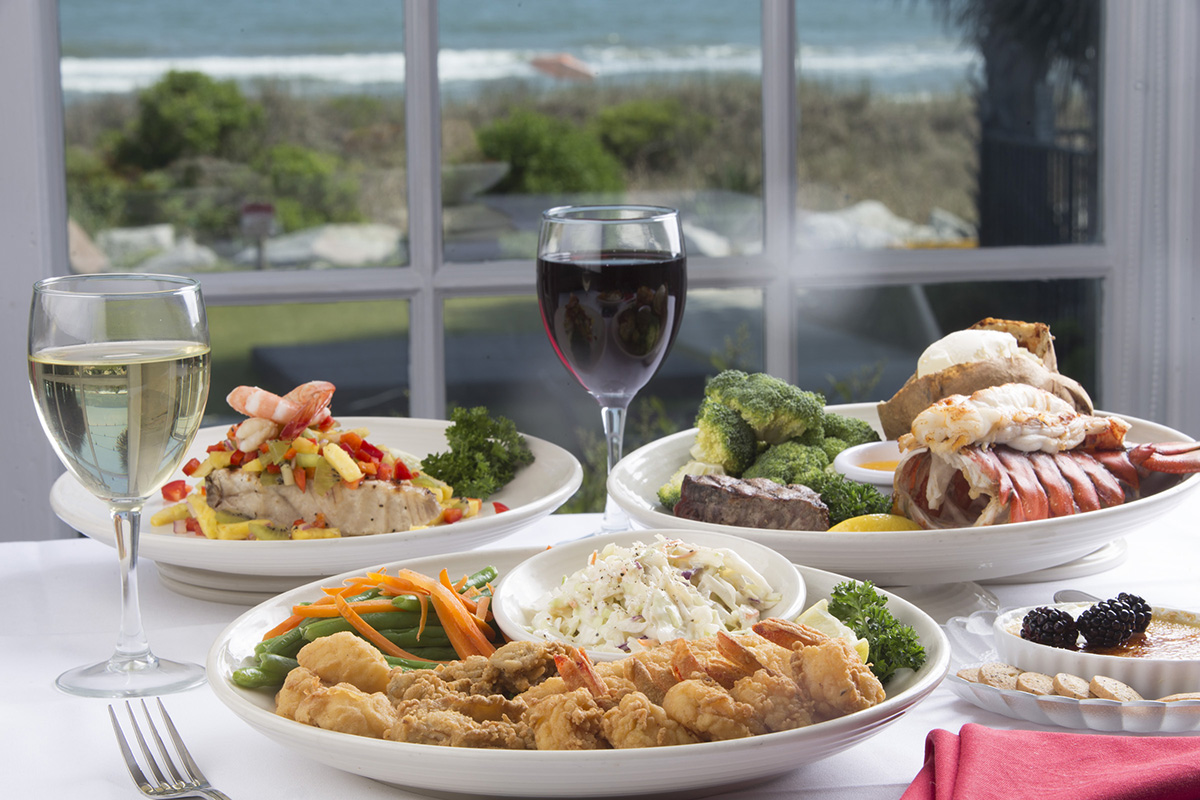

205,468,442,535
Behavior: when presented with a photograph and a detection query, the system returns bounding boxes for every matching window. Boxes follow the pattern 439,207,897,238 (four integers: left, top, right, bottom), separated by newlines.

4,0,1198,538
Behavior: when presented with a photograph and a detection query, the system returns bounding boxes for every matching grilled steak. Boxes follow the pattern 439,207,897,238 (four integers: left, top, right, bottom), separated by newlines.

673,473,830,531
206,468,442,536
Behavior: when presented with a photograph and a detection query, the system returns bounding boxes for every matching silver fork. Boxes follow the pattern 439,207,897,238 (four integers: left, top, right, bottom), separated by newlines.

109,699,233,800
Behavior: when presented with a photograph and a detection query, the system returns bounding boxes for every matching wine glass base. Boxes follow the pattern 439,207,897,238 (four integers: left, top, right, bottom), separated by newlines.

55,653,207,698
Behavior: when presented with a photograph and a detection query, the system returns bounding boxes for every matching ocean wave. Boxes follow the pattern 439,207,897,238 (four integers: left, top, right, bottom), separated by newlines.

60,42,978,95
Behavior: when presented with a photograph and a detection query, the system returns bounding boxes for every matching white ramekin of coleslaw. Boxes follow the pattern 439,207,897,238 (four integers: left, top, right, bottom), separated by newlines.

491,529,805,660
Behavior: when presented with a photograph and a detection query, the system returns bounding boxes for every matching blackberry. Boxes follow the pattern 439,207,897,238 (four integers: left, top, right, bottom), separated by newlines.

1076,599,1137,648
1116,592,1152,633
1020,606,1078,649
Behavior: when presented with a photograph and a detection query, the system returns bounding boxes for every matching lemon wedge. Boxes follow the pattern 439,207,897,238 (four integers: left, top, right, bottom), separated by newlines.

795,599,871,663
828,513,922,532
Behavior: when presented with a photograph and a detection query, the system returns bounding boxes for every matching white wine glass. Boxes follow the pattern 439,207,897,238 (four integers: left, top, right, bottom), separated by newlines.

28,274,211,697
537,205,687,533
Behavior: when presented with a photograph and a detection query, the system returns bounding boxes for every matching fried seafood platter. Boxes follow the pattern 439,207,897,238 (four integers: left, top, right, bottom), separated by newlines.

208,547,949,798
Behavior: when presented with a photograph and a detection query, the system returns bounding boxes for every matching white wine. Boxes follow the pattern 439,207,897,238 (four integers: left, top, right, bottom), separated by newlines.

29,340,210,503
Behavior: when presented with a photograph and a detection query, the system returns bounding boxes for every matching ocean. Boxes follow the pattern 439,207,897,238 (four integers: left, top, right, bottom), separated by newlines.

57,0,979,99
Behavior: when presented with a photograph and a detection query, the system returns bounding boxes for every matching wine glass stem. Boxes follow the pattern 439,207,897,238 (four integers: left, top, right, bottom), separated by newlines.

599,404,630,532
111,506,154,666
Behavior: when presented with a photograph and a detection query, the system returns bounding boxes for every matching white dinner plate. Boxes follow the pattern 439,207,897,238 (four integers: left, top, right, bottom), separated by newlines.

944,610,1200,733
50,417,582,593
208,547,950,798
608,403,1200,585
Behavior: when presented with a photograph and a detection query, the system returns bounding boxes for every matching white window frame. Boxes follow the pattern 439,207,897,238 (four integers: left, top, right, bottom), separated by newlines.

3,0,1197,540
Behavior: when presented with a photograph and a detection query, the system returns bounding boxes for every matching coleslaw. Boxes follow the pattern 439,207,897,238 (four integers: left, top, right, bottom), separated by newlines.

527,534,782,654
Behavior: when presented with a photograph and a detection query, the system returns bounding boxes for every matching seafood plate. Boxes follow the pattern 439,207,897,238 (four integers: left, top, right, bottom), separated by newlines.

609,404,1200,585
49,417,582,598
208,547,949,797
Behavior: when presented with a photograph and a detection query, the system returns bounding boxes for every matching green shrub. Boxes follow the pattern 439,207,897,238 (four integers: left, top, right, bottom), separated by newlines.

255,144,362,231
64,145,127,232
592,98,713,174
114,71,264,172
476,109,623,194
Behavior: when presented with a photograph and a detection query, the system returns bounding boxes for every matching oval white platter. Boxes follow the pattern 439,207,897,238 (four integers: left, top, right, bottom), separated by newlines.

608,403,1200,585
49,417,582,593
944,609,1200,733
208,546,950,798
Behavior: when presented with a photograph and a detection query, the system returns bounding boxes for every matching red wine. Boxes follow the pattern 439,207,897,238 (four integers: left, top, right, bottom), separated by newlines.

537,250,686,403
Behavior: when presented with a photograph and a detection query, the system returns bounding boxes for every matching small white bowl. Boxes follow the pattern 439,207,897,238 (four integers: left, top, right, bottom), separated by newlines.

491,529,805,662
832,440,902,491
994,602,1200,699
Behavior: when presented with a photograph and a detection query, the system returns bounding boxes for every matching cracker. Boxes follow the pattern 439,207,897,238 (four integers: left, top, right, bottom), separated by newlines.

1089,675,1143,702
1015,671,1054,695
956,667,981,683
1052,672,1092,699
979,662,1021,690
1157,692,1200,703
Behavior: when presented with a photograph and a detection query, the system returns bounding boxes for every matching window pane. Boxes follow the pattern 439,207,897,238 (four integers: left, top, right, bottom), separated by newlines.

59,1,408,274
444,289,763,512
795,0,1100,249
439,0,763,263
794,279,1099,404
206,300,409,425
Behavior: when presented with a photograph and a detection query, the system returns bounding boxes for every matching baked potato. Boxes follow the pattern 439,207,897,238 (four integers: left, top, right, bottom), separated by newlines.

876,318,1093,440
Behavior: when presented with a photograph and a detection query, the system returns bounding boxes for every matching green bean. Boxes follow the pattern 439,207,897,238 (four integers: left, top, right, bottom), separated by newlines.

460,565,498,591
400,646,458,661
383,656,439,671
254,626,306,658
378,628,453,648
257,653,299,680
389,595,424,612
301,611,424,640
346,587,383,602
231,666,277,689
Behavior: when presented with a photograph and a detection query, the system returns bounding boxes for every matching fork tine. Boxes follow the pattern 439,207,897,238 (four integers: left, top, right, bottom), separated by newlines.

140,699,187,787
154,697,211,785
125,700,173,789
109,704,153,792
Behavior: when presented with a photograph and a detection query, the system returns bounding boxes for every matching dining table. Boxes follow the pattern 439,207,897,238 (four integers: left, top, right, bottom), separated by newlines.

6,500,1200,800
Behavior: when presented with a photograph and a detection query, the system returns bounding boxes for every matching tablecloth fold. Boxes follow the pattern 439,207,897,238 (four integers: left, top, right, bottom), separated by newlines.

901,723,1200,800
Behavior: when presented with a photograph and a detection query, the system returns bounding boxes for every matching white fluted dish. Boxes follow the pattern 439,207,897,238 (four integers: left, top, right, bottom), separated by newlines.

609,403,1200,585
993,603,1200,699
945,609,1200,733
208,547,949,798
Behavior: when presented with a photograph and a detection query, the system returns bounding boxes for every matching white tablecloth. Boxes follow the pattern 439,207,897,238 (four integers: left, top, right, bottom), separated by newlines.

6,508,1200,799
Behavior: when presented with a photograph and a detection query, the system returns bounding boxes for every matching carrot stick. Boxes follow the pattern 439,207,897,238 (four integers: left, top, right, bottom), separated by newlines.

291,599,399,617
439,568,485,613
333,594,439,662
261,613,306,641
416,594,430,638
398,568,495,657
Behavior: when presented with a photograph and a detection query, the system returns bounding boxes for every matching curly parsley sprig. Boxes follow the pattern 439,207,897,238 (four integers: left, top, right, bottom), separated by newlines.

421,406,534,500
827,580,926,682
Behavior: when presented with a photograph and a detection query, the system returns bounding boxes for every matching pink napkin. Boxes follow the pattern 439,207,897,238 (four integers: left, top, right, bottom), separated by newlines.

902,723,1200,800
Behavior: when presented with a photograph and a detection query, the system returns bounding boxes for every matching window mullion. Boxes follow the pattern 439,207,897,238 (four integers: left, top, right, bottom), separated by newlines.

405,0,445,419
760,0,797,382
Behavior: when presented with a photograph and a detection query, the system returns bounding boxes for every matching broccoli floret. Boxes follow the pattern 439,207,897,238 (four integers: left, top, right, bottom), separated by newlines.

742,440,829,486
656,460,726,510
821,412,882,448
804,471,893,526
689,398,757,476
794,424,825,447
704,370,825,444
820,436,849,462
